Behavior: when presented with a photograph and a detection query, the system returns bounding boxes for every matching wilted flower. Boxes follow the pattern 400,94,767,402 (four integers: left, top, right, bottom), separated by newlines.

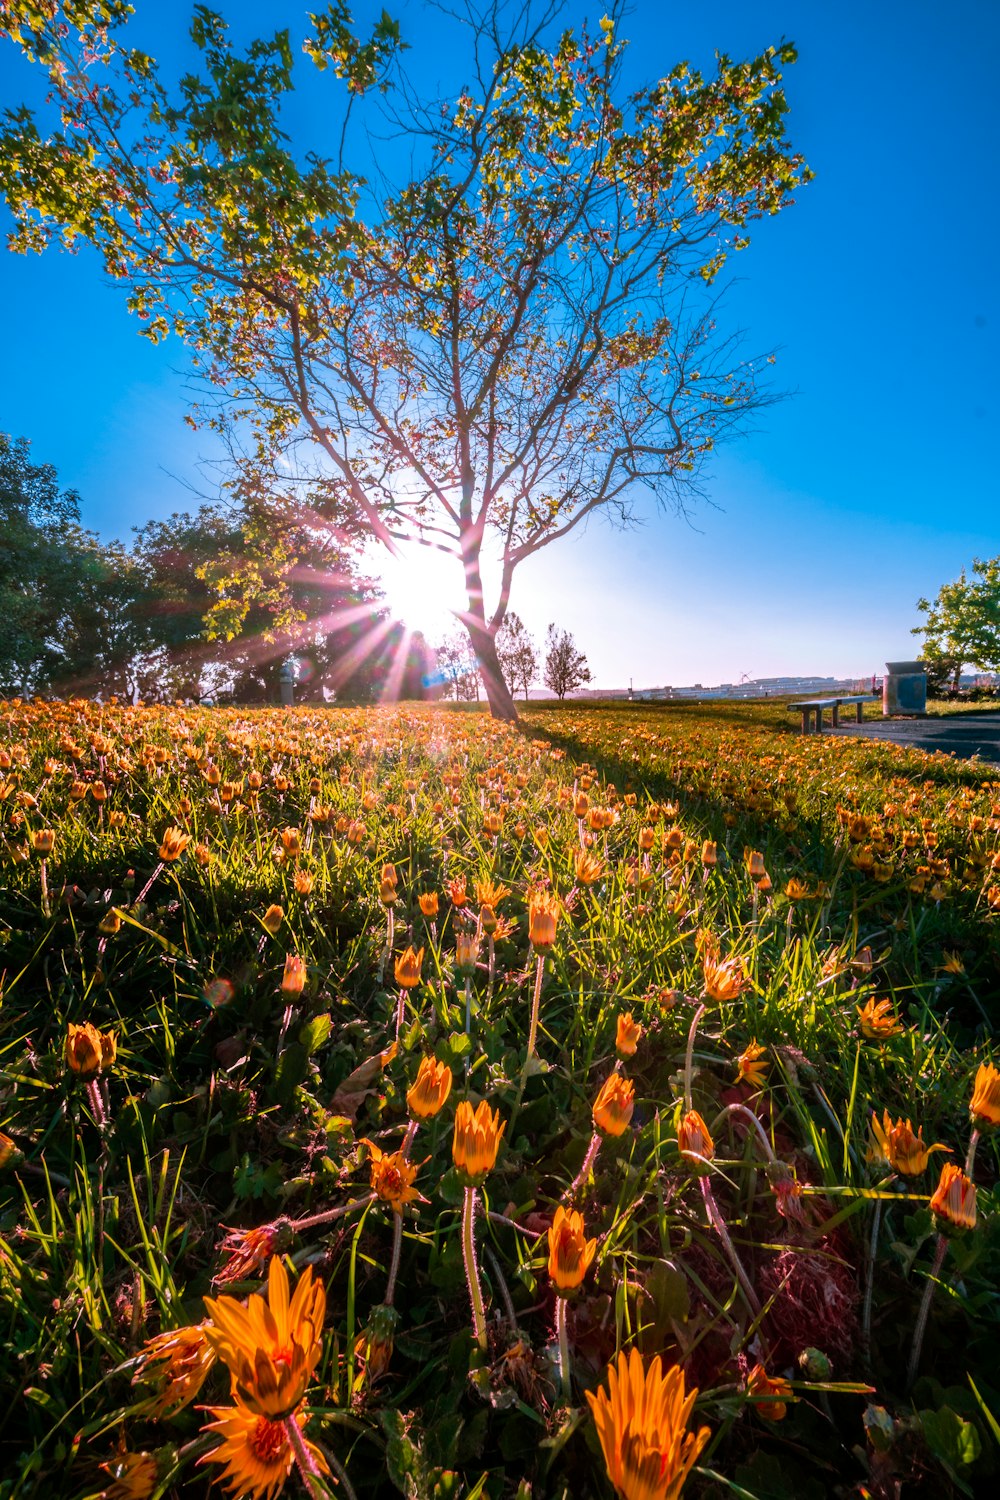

548,1205,598,1293
97,1450,158,1500
746,1364,793,1421
214,1221,293,1287
592,1074,635,1137
132,1322,216,1418
586,1349,710,1500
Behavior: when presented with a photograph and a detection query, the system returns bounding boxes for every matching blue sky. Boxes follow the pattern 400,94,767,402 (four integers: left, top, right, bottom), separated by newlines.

2,0,997,688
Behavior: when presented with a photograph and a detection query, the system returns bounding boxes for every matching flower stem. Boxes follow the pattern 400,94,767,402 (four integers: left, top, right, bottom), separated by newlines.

709,1102,777,1163
700,1175,761,1316
462,1185,488,1351
526,953,545,1062
401,1119,419,1159
966,1126,980,1178
906,1232,949,1391
283,1414,331,1500
134,861,164,907
861,1194,883,1364
384,1213,403,1308
566,1130,601,1199
555,1295,571,1401
394,987,406,1042
292,1194,376,1232
684,1003,705,1113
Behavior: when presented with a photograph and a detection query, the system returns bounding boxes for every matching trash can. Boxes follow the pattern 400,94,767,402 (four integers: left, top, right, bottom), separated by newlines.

279,659,296,707
883,660,927,716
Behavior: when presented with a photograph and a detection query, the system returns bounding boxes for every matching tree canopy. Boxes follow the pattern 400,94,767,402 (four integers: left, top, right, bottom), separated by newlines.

0,0,811,717
913,556,1000,690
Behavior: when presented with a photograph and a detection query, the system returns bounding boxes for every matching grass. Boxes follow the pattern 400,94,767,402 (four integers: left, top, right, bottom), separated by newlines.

0,697,998,1500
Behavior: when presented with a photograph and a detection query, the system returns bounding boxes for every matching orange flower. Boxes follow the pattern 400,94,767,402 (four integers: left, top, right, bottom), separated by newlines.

746,1364,793,1421
406,1056,453,1119
702,952,748,1003
452,1099,505,1183
857,996,904,1039
280,954,307,998
293,870,313,895
548,1205,597,1293
0,1129,19,1169
592,1074,635,1137
745,849,766,880
528,889,560,950
574,849,604,886
638,826,656,852
735,1040,767,1088
132,1322,216,1418
587,1349,710,1500
97,1451,158,1500
701,840,717,868
868,1111,948,1176
447,875,468,908
158,827,190,862
65,1021,116,1078
261,904,284,935
418,891,439,918
970,1062,1000,1126
362,1140,422,1215
394,945,424,989
203,1255,326,1420
677,1109,714,1163
615,1013,642,1059
929,1162,977,1233
214,1222,292,1288
474,878,511,909
199,1398,329,1500
455,929,480,973
32,828,56,854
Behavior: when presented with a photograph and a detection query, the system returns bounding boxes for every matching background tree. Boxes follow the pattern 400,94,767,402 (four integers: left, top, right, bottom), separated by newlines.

495,611,537,702
0,1,811,720
434,630,482,702
544,623,591,700
913,557,1000,691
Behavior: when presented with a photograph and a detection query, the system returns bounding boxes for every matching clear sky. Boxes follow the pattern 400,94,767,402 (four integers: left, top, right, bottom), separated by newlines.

1,0,997,689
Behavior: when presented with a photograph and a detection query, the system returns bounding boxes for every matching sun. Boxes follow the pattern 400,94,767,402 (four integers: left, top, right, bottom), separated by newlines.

372,541,467,641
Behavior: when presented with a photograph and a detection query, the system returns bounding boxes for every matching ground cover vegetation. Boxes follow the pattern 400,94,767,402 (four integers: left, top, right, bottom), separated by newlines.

1,698,999,1500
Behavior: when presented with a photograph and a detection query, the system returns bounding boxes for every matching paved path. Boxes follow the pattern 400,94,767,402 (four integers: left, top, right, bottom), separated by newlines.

831,713,1000,764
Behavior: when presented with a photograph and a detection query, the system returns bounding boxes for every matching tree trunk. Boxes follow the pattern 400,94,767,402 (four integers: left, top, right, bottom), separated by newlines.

464,617,519,722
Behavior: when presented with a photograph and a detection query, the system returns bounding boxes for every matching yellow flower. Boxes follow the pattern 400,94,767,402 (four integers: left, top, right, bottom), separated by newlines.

158,827,191,862
867,1111,948,1176
784,877,823,901
929,1162,977,1233
203,1255,326,1420
280,954,307,998
97,1451,159,1500
199,1399,329,1500
970,1062,1000,1126
746,1364,793,1421
528,889,560,950
394,945,424,989
735,1040,768,1089
677,1110,714,1163
702,952,748,1003
616,1013,642,1059
262,904,284,936
65,1021,116,1077
547,1205,597,1293
857,996,904,1039
452,1098,505,1184
132,1322,216,1418
586,1348,710,1500
406,1056,453,1120
574,849,604,886
362,1139,422,1215
592,1073,635,1137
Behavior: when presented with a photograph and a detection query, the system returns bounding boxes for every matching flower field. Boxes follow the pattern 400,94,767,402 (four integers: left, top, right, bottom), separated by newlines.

1,697,999,1500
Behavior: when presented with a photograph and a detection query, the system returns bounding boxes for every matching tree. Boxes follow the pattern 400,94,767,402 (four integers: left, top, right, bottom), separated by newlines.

434,630,482,701
544,623,591,700
913,557,1000,691
0,2,811,719
495,611,537,702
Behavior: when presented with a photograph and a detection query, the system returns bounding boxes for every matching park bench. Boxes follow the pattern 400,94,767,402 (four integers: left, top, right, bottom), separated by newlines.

789,695,870,734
